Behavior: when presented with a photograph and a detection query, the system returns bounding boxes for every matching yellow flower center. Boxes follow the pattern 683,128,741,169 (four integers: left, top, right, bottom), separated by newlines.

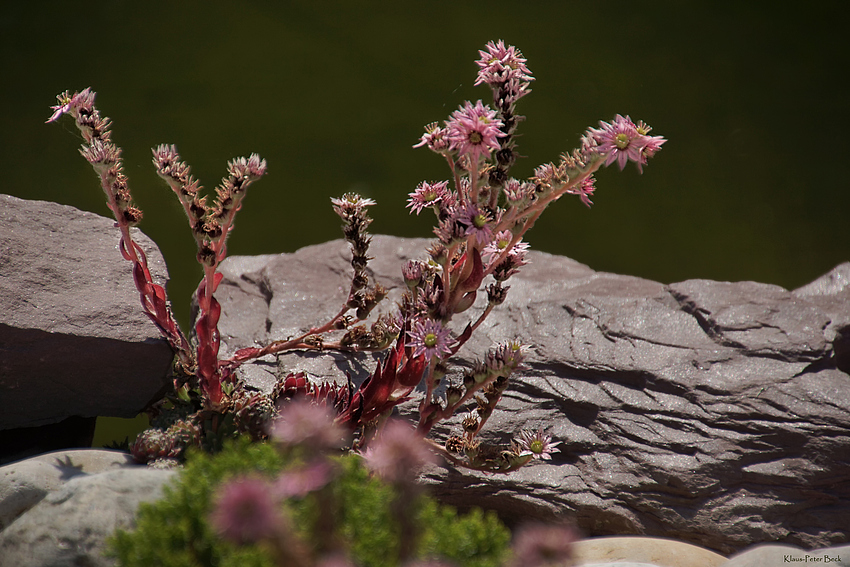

424,332,438,348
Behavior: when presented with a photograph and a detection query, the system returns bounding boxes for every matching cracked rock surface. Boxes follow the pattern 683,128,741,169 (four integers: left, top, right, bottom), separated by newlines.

215,235,850,555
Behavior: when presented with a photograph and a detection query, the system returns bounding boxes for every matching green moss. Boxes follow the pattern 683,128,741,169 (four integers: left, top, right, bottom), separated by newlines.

110,438,509,567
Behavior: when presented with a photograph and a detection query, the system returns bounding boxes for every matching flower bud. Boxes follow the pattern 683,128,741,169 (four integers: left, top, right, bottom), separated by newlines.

446,385,463,407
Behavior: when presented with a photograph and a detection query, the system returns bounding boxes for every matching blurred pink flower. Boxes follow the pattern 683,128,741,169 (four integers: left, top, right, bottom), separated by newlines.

363,419,439,482
210,476,283,544
275,459,333,498
270,397,349,450
511,522,578,567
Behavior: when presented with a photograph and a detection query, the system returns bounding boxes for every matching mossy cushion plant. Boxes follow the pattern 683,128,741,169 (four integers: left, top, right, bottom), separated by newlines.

109,435,510,567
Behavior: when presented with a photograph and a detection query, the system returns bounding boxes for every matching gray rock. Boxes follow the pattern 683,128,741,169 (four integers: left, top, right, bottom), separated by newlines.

572,536,727,566
213,235,850,555
0,450,174,567
0,449,135,531
0,195,174,435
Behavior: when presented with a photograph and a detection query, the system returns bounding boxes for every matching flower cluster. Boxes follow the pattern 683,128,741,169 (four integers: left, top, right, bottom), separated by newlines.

49,41,664,478
46,89,194,375
152,144,267,406
394,41,663,468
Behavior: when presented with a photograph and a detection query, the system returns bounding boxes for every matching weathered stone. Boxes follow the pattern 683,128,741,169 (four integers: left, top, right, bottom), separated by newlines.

0,448,135,531
213,235,850,555
571,536,727,567
0,449,174,567
0,195,174,440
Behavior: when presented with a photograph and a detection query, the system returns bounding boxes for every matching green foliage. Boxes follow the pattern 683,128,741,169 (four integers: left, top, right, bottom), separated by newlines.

110,437,283,567
420,505,510,567
110,438,510,567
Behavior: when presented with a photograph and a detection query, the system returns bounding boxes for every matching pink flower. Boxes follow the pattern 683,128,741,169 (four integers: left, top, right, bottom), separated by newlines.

482,230,529,268
636,119,667,163
445,100,505,165
514,428,561,460
458,202,495,246
407,180,452,215
227,153,268,180
275,459,333,498
45,88,95,123
502,178,535,207
330,193,377,219
402,260,425,288
563,175,597,208
474,40,534,87
590,115,666,173
210,477,283,544
407,319,453,360
591,114,644,171
363,419,439,482
413,121,450,153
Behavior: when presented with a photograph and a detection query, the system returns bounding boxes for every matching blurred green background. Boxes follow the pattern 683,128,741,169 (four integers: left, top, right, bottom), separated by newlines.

3,2,848,447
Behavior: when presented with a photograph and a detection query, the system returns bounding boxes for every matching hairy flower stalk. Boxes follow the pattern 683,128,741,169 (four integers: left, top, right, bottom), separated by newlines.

152,145,267,407
49,88,267,410
223,193,395,368
47,89,193,374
